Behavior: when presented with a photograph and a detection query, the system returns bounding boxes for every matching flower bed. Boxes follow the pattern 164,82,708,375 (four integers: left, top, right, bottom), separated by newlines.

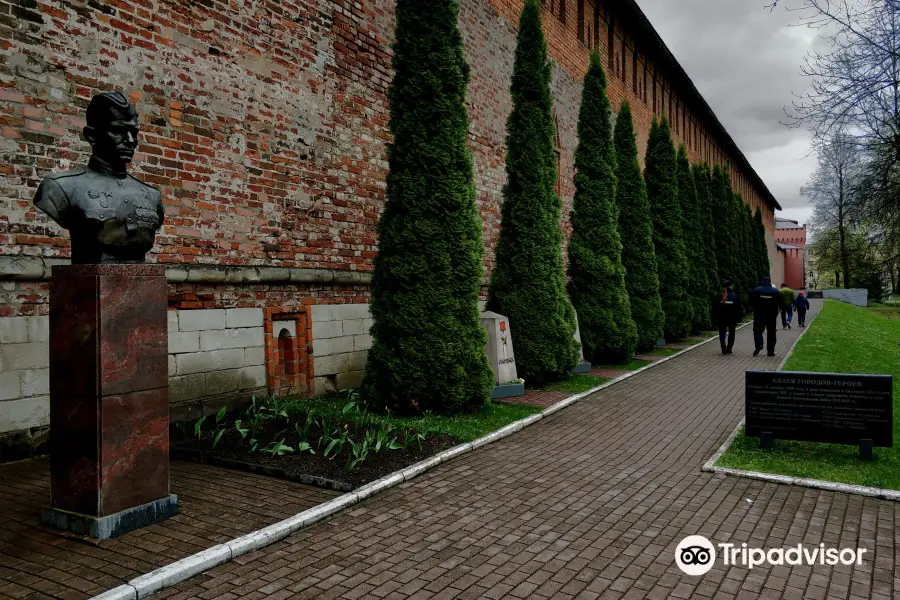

170,392,539,489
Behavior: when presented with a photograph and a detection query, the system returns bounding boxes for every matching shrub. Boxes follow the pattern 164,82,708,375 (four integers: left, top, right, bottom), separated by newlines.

486,0,579,385
567,52,637,363
645,118,693,341
361,0,494,414
693,162,721,317
676,145,711,331
614,102,665,351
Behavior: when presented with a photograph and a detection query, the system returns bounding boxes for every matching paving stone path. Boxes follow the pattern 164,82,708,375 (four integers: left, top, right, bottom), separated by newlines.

152,299,897,600
0,461,336,599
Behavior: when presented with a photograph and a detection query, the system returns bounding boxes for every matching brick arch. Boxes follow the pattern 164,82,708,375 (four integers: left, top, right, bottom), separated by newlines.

264,307,312,397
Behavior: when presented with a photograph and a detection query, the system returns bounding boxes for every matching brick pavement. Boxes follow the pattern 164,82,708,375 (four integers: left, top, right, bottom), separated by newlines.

0,460,337,599
146,300,899,600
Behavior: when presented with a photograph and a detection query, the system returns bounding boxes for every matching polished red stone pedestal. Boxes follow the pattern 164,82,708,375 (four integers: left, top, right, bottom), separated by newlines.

42,264,177,538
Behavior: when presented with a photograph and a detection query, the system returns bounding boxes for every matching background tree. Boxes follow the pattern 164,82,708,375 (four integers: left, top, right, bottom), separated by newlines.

362,0,493,415
487,0,579,385
567,53,637,363
614,102,665,351
693,162,721,314
676,146,710,331
803,133,866,289
811,227,887,300
771,0,900,279
645,118,693,340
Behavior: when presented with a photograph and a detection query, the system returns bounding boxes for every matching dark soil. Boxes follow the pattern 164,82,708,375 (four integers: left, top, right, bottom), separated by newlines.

169,413,457,489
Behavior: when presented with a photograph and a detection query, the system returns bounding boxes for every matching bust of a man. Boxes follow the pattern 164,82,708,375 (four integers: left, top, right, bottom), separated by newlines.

33,92,164,264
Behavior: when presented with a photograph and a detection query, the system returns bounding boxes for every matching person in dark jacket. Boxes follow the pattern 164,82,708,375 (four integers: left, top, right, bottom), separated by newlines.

794,291,810,327
718,280,741,355
750,276,781,356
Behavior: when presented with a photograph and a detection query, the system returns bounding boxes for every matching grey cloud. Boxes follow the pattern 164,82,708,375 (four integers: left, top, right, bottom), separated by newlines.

638,0,817,217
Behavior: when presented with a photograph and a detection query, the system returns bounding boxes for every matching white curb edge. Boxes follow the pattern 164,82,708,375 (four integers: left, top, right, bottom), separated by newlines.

92,330,722,599
701,303,900,502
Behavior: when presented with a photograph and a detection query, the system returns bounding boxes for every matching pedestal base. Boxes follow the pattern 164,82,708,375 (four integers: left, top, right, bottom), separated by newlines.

42,494,178,539
491,382,525,400
48,263,171,531
572,360,592,374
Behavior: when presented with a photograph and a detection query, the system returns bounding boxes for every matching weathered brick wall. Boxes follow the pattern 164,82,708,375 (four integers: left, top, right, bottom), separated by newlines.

0,0,782,445
1,0,393,272
1,0,776,296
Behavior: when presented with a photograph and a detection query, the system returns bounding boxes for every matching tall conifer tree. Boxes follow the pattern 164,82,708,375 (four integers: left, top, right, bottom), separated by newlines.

754,207,771,284
693,162,720,309
710,165,732,292
730,187,751,308
487,0,579,385
361,0,493,414
614,102,665,351
567,52,637,363
645,118,693,341
676,146,710,331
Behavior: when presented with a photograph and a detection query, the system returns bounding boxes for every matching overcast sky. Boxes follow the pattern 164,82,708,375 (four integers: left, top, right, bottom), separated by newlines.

638,0,818,225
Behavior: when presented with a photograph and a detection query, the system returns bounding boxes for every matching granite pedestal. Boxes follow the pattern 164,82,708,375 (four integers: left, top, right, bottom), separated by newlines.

42,264,177,539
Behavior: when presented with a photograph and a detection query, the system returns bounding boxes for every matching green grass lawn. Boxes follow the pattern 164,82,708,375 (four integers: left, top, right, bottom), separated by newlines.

283,394,542,443
539,374,610,394
716,300,900,490
594,358,652,371
646,347,680,357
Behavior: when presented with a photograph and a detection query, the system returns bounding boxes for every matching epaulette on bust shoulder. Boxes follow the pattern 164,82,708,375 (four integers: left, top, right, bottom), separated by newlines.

46,167,87,180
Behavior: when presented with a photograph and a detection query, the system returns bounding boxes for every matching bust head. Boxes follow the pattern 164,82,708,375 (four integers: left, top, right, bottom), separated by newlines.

83,92,139,171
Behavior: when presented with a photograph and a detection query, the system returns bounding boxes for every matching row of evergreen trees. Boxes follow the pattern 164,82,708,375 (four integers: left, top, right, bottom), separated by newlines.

362,0,770,416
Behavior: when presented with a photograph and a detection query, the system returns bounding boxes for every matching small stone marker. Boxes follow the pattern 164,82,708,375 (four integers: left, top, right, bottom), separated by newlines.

480,311,524,399
571,311,591,374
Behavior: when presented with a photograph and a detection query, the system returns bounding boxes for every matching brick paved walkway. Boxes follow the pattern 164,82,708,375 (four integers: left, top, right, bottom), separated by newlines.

0,460,337,599
147,300,899,600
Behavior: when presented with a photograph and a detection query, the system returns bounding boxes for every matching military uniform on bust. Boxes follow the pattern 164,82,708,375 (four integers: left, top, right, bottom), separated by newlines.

34,156,163,264
32,91,164,264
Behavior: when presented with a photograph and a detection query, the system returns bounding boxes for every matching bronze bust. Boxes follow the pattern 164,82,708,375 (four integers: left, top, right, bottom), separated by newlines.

33,92,164,264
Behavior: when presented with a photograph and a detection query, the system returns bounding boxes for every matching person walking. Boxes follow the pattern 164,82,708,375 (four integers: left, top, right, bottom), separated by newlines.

779,283,795,329
794,291,810,327
750,276,781,357
718,280,741,355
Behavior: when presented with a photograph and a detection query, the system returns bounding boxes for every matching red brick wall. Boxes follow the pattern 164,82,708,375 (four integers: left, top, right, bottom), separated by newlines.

0,0,776,316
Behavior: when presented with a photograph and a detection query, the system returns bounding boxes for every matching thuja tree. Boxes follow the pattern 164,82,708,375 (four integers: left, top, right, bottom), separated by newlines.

754,207,771,283
645,118,693,341
731,188,752,309
567,52,637,363
361,0,494,415
742,203,757,285
676,145,710,332
693,162,720,308
614,102,665,352
487,0,579,385
710,165,732,292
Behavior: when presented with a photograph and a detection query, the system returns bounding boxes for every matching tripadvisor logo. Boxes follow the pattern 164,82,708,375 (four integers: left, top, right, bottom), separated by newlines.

675,535,868,575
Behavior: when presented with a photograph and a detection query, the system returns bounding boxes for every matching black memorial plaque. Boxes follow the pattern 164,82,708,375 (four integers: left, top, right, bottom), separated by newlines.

745,371,893,447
